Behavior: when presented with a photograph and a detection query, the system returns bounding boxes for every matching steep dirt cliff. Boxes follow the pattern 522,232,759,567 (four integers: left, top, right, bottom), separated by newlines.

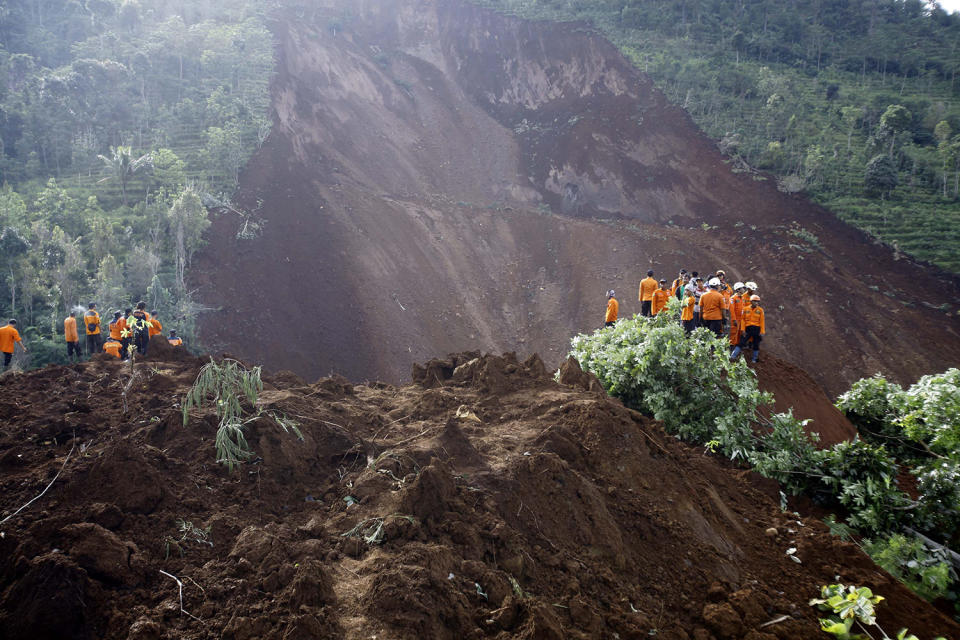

194,0,960,398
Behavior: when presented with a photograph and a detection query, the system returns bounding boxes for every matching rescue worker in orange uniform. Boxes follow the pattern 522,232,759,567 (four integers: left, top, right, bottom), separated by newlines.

638,270,657,317
728,282,746,353
168,330,183,347
652,279,670,316
605,290,619,327
149,311,162,338
700,278,725,337
731,295,765,363
1,319,27,370
680,287,696,333
102,339,122,358
64,311,81,361
108,311,124,341
84,303,101,357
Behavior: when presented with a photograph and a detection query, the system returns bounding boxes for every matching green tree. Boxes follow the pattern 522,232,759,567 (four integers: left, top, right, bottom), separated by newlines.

167,187,210,294
97,145,153,206
865,154,898,199
879,104,913,158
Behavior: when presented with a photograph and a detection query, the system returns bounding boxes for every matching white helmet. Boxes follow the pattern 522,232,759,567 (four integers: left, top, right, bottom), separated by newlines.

745,281,758,290
733,281,745,290
708,277,721,288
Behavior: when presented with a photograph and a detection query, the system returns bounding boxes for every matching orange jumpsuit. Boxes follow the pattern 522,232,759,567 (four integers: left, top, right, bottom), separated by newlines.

605,298,619,324
103,340,122,358
728,294,745,346
651,288,670,315
149,318,163,337
168,337,183,346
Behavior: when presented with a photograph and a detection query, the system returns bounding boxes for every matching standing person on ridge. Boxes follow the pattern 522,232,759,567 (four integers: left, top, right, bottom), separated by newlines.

605,290,619,327
652,279,670,315
128,302,153,356
680,287,696,333
0,319,26,370
728,282,746,353
700,278,725,337
638,270,657,317
731,295,765,363
64,311,81,362
670,269,687,297
149,311,162,339
83,303,102,358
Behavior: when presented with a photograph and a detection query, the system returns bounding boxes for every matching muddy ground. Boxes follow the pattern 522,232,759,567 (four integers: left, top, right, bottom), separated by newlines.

0,341,954,639
195,0,960,398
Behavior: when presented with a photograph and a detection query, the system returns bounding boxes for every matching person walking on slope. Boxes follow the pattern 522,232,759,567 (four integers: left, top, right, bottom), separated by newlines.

731,295,765,363
0,319,27,370
638,270,657,317
64,311,81,362
700,278,725,337
652,280,671,315
84,303,102,357
605,290,619,327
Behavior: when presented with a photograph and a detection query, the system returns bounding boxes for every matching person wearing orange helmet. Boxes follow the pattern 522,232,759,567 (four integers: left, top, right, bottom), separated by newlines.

730,294,765,363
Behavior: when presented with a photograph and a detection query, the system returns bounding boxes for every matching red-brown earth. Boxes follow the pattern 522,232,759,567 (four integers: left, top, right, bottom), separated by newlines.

0,344,954,639
194,0,960,401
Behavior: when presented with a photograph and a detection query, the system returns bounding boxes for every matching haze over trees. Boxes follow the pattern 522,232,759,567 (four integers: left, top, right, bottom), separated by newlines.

478,0,960,271
0,0,273,365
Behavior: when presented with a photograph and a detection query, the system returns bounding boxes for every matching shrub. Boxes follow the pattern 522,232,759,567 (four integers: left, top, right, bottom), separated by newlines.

863,534,955,602
913,460,960,544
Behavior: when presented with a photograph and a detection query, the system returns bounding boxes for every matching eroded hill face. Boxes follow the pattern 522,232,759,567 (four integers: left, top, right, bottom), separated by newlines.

194,0,960,396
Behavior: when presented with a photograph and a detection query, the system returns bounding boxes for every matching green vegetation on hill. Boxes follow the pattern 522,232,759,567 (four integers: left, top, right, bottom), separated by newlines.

0,0,274,367
475,0,960,272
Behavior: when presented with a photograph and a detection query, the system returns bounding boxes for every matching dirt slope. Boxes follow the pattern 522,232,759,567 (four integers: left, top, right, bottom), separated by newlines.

0,347,954,639
194,0,960,399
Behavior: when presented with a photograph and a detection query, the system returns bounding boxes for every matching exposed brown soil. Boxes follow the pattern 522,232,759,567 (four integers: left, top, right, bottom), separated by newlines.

0,346,955,639
194,0,960,401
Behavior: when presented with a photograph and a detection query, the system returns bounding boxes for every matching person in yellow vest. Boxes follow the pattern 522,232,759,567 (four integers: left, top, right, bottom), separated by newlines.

168,330,183,346
102,339,123,358
604,290,619,327
680,287,696,334
638,270,657,317
728,282,746,353
700,278,725,337
149,310,162,338
83,302,101,357
64,311,81,361
651,279,670,315
730,295,765,363
1,319,27,370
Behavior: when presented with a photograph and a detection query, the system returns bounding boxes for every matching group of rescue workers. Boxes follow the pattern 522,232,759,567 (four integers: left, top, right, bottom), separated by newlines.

604,268,766,363
0,301,185,371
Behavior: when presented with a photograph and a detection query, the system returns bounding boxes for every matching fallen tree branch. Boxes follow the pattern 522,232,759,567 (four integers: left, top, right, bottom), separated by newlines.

0,436,76,525
159,570,202,622
904,527,960,570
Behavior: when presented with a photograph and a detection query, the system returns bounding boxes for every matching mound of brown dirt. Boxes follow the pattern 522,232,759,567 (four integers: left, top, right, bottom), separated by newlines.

1,350,956,639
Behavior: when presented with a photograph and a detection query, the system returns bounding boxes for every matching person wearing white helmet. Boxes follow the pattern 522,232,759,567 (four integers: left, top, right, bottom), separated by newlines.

604,289,619,327
730,294,765,363
700,278,725,337
728,282,747,352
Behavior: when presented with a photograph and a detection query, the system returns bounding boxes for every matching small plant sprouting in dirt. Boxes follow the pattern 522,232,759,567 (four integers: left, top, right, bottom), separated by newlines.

182,358,303,470
340,514,416,545
788,224,822,250
507,575,529,599
164,519,213,559
810,583,945,640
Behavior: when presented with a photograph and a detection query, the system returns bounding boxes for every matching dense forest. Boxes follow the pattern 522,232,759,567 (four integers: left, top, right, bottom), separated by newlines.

0,0,273,367
477,0,960,272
